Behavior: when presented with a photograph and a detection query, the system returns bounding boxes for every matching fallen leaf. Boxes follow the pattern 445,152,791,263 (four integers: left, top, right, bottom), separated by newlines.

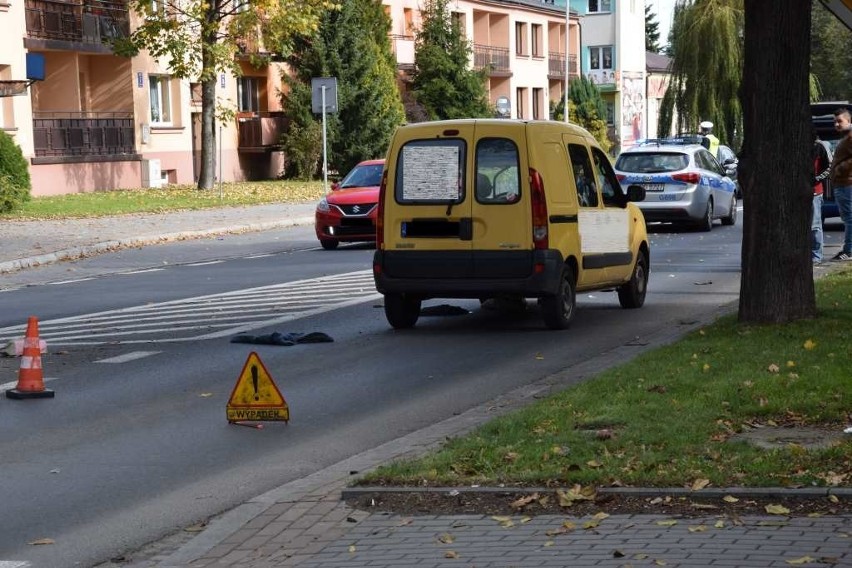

556,485,596,507
583,520,600,529
786,360,796,368
688,525,708,533
691,503,718,510
535,353,544,360
714,520,725,528
656,520,678,527
184,522,207,533
803,339,817,350
437,533,455,544
544,540,555,547
655,560,668,566
510,494,539,509
635,553,649,559
444,550,459,559
702,363,711,372
592,512,610,521
520,516,532,524
29,538,54,546
768,363,780,373
691,478,710,491
586,460,603,468
829,495,839,504
349,545,356,553
503,451,519,462
199,392,213,397
786,556,815,565
723,495,739,503
765,504,791,515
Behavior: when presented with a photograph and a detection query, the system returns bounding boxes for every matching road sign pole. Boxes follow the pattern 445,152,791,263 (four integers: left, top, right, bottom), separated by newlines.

321,86,328,193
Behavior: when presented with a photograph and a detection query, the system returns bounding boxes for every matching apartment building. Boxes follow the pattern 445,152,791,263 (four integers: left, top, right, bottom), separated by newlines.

566,0,645,153
385,0,581,122
2,0,580,197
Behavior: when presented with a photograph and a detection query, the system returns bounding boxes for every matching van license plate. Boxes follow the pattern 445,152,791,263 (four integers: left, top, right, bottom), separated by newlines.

644,183,665,192
658,193,678,201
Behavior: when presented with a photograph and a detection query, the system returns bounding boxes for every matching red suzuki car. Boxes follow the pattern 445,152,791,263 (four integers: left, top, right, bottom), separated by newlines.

314,159,384,250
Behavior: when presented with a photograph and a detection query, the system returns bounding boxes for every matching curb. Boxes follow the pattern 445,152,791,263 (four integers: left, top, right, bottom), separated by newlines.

0,216,314,274
341,485,852,500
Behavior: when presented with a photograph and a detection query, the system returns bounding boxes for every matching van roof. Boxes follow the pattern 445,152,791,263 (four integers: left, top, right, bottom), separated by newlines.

397,119,596,139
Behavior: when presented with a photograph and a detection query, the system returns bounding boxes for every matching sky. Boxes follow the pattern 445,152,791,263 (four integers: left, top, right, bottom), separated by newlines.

649,0,677,48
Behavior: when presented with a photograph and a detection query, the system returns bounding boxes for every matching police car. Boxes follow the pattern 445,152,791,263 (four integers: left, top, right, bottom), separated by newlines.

614,139,738,231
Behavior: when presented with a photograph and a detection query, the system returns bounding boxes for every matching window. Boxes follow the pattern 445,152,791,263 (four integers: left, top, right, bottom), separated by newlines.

531,24,542,57
568,144,598,208
532,88,543,120
475,138,520,204
516,87,526,119
588,0,612,13
589,46,613,70
606,101,615,125
149,75,171,124
238,77,260,112
395,139,466,203
515,22,528,56
592,148,625,207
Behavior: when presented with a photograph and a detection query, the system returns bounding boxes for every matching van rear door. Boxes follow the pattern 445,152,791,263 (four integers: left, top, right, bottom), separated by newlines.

382,125,474,278
469,122,531,278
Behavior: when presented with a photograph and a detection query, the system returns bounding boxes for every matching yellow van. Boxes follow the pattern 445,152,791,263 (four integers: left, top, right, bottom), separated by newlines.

372,119,649,330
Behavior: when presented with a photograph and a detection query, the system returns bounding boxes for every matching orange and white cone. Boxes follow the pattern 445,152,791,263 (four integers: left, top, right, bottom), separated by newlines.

6,316,54,399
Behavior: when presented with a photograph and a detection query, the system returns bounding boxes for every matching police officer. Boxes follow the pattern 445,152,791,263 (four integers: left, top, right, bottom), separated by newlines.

700,121,720,158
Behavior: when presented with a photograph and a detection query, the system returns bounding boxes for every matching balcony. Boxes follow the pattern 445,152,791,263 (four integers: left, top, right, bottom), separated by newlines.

32,111,136,162
25,0,129,49
548,52,578,78
237,112,287,153
473,44,510,76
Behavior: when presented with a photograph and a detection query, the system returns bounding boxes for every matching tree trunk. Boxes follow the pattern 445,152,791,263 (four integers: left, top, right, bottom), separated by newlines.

197,23,218,190
738,0,816,323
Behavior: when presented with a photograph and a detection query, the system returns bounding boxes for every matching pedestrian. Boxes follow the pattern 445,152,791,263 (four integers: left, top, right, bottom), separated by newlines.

829,107,852,261
812,132,831,264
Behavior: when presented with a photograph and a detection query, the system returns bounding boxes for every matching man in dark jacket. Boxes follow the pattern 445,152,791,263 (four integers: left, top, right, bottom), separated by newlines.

829,107,852,261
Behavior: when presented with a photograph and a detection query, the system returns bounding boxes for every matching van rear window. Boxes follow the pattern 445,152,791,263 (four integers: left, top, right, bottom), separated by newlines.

395,139,466,203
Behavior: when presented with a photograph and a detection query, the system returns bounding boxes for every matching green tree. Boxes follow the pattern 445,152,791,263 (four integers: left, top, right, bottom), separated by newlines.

646,4,662,53
281,0,405,177
738,0,815,323
810,2,852,100
550,77,612,154
658,0,743,148
410,0,492,120
117,0,334,190
0,130,31,212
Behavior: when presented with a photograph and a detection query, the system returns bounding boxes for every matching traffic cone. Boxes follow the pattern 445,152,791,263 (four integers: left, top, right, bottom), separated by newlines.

6,316,54,399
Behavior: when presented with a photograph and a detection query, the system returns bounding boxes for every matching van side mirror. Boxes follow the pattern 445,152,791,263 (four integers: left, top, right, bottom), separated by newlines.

626,184,646,202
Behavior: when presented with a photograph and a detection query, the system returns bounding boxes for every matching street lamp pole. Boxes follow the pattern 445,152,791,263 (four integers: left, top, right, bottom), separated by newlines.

564,1,570,123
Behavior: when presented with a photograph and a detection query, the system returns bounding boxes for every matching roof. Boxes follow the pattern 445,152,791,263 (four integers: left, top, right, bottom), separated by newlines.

646,51,673,73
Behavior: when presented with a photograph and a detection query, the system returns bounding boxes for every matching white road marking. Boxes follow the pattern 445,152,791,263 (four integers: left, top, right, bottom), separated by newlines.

120,268,166,274
95,351,161,364
186,260,224,267
0,561,31,567
0,270,380,346
48,278,95,285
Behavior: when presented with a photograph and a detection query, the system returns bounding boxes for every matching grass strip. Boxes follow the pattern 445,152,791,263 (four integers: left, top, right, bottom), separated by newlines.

362,268,852,489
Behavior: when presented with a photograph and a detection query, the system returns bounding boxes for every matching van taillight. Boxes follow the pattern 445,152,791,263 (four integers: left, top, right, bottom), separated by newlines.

616,174,626,182
672,172,700,184
375,168,388,250
529,168,548,250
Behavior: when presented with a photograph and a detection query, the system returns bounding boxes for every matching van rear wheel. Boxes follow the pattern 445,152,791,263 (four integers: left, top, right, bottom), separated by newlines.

384,293,421,329
618,251,648,309
541,265,576,330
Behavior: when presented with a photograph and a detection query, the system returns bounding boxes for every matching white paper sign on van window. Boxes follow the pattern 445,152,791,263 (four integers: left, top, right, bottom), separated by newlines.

401,145,460,200
578,210,629,253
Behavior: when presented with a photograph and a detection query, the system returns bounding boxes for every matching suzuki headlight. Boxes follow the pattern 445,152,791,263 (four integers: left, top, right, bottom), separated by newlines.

317,198,330,213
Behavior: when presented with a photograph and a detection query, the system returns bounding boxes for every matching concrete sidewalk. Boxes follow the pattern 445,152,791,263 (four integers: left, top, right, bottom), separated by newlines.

3,204,849,567
0,202,316,274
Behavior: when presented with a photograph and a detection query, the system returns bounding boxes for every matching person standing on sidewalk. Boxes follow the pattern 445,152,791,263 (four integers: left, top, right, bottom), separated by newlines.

829,107,852,261
812,132,831,264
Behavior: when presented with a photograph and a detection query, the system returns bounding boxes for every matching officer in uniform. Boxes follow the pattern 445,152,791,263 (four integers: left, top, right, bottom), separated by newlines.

700,121,720,158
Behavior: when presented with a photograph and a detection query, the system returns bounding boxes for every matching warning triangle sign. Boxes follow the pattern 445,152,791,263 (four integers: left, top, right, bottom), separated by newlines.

227,351,289,423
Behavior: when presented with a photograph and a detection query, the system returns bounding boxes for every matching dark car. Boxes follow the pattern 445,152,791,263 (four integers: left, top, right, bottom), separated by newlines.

314,159,384,250
716,144,740,198
812,101,852,223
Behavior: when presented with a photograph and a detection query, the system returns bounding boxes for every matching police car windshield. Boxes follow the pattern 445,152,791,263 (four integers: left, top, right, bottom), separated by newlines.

615,152,689,173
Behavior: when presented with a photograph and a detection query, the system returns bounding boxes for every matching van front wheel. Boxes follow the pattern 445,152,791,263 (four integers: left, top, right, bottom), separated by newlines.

541,265,576,330
384,293,421,329
618,251,648,309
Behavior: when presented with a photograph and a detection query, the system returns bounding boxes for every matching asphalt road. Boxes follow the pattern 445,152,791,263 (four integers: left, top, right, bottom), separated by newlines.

0,210,774,567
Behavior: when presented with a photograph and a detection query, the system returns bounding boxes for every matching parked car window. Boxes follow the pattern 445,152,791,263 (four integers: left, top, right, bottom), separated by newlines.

339,163,384,188
591,147,625,207
475,138,520,204
615,152,689,173
568,144,598,207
